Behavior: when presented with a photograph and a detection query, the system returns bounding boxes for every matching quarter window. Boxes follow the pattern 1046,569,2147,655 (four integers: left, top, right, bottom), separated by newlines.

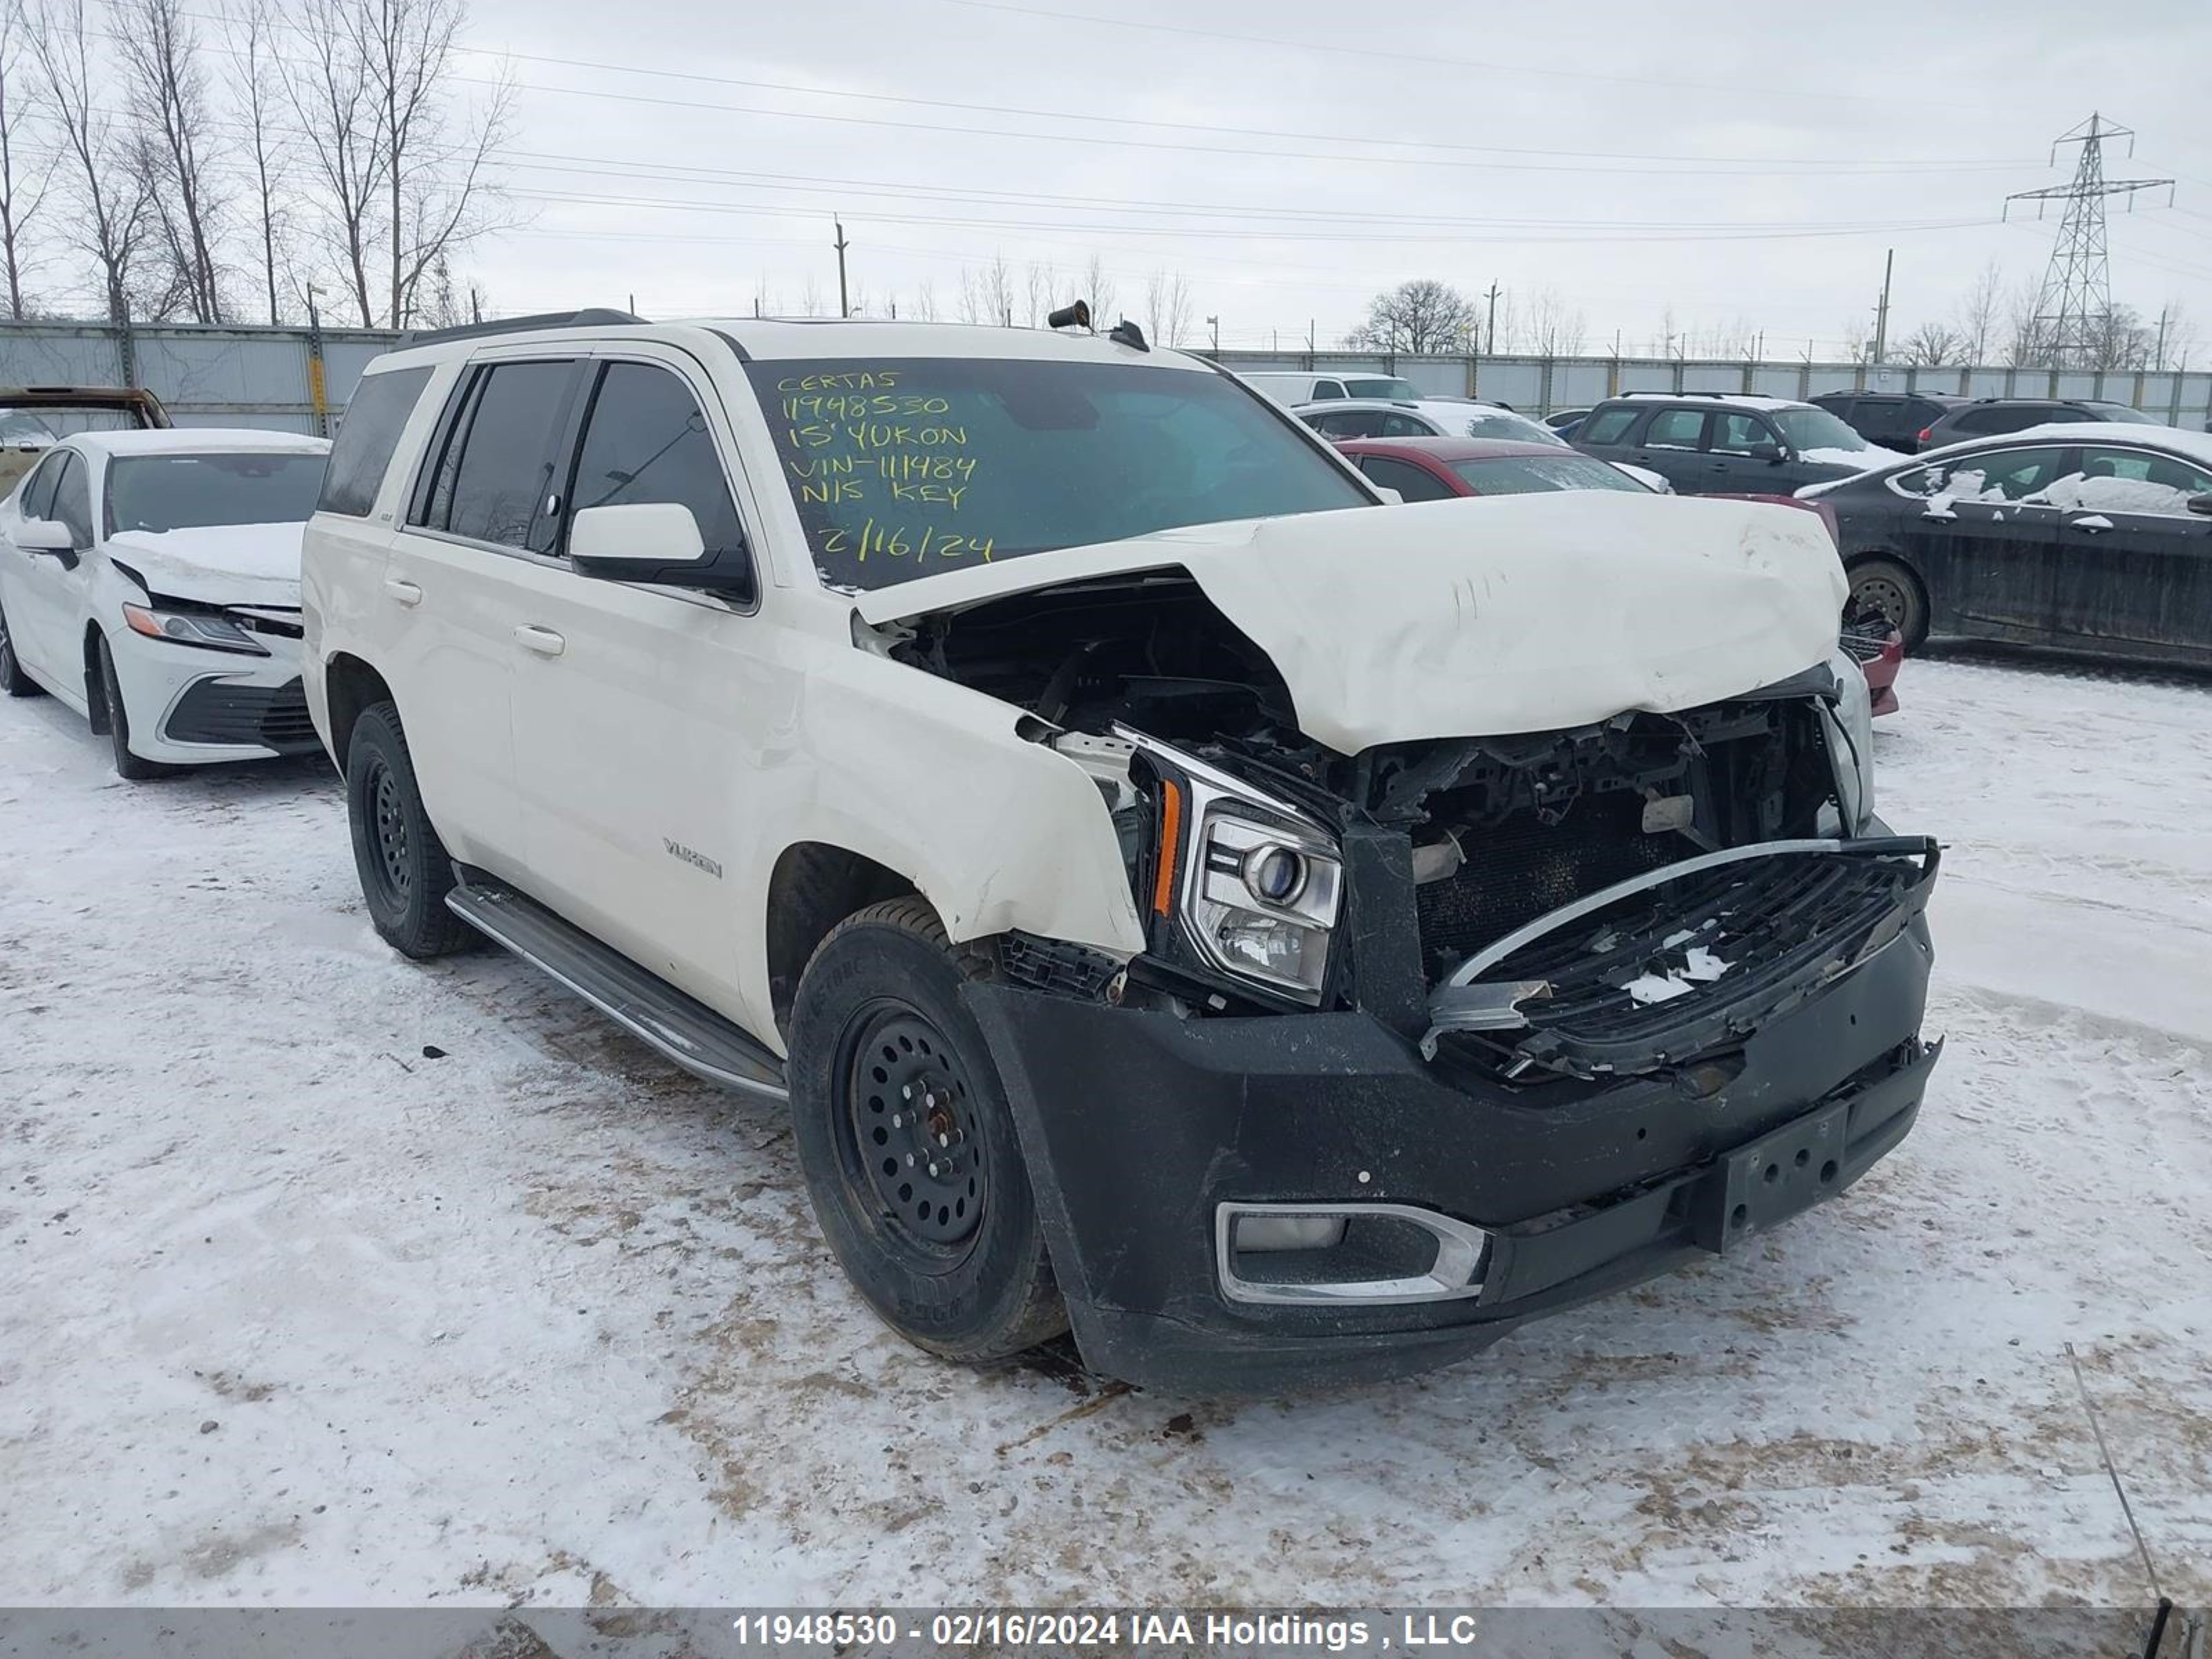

1577,407,1638,446
1309,380,1347,400
565,362,748,583
1380,412,1432,438
1927,447,2071,504
1642,409,1708,449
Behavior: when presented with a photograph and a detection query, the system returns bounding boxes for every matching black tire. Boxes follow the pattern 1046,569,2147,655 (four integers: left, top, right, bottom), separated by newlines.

1848,557,1929,653
787,897,1066,1364
0,595,41,697
96,633,168,781
344,700,476,959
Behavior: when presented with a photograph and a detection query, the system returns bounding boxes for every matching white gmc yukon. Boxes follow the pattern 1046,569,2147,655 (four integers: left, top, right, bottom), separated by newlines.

303,311,1940,1391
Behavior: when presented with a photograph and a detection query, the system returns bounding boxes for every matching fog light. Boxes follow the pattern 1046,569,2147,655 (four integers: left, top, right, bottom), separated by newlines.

1232,1213,1347,1253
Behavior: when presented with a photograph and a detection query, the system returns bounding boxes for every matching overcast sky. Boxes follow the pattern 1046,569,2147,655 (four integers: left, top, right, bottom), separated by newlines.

452,0,2212,358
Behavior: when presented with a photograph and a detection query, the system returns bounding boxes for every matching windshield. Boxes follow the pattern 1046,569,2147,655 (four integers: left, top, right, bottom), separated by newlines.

105,452,328,535
1345,377,1420,401
0,411,58,445
1770,406,1872,453
1460,409,1568,447
1450,454,1648,494
1,406,144,439
748,357,1371,590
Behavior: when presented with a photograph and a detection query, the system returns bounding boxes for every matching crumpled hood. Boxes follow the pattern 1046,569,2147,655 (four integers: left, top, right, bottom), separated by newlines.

854,494,1848,752
104,523,304,607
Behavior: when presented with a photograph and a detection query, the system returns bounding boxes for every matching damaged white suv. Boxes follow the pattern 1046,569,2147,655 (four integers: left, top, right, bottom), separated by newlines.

303,311,1940,1391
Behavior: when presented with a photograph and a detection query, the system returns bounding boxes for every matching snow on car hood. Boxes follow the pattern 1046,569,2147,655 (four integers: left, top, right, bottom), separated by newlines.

104,523,305,606
854,493,1848,753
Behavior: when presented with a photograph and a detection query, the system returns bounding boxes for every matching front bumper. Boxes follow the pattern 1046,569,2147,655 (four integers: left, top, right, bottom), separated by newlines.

967,911,1938,1394
109,628,315,764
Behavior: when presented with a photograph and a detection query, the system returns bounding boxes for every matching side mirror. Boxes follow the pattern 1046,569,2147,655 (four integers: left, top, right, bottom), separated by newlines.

570,502,750,597
15,516,75,556
1749,442,1786,465
2187,493,2212,517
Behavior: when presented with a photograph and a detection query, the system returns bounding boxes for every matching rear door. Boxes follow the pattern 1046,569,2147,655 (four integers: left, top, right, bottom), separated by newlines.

2047,443,2212,657
384,353,588,875
1903,444,2074,641
1625,406,1713,492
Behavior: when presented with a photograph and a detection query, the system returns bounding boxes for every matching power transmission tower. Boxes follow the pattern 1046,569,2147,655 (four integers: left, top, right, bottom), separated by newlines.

2005,113,2172,368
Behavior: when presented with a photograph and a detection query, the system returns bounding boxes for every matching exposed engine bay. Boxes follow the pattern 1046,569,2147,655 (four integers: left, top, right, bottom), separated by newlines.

884,568,1924,1083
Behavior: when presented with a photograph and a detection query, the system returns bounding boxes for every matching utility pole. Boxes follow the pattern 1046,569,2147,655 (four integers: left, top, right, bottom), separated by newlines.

1206,315,1219,351
304,283,328,438
2005,113,2173,368
1871,247,1894,364
1483,281,1501,355
2154,303,2169,368
833,218,851,319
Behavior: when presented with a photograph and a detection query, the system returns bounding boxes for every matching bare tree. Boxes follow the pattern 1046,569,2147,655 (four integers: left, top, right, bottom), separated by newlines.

1081,252,1116,327
287,0,511,328
287,0,382,325
799,273,823,317
1143,268,1194,348
1952,261,2003,364
1344,279,1474,354
1519,285,1586,355
912,277,937,321
225,0,288,323
0,0,50,319
1893,321,1963,366
112,0,228,322
1022,259,1052,327
29,0,147,327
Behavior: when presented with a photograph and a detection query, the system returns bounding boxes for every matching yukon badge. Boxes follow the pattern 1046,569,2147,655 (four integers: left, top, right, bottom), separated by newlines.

662,838,724,880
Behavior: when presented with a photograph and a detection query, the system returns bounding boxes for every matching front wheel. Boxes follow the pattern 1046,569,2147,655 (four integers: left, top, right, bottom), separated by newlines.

787,898,1066,1364
97,634,169,780
1848,557,1929,652
344,700,476,958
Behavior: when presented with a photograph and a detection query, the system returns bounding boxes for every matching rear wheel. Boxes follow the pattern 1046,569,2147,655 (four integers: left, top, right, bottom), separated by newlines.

787,898,1065,1364
0,597,41,697
96,635,168,781
1848,557,1929,653
345,700,476,958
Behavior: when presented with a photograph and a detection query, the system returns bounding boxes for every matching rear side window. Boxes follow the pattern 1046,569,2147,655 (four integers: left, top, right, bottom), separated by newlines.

1642,409,1708,449
419,360,579,551
565,362,749,588
320,366,431,517
1578,407,1638,445
1308,381,1346,401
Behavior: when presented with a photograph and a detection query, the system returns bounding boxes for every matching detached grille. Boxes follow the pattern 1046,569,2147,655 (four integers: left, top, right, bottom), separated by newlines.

1416,790,1678,979
163,677,319,751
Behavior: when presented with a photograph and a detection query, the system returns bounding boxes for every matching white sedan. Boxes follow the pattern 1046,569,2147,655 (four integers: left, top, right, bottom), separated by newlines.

0,428,331,779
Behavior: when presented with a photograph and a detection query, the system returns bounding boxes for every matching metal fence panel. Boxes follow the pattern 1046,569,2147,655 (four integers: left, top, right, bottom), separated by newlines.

0,324,127,385
131,328,308,420
1474,360,1544,407
1750,365,1806,400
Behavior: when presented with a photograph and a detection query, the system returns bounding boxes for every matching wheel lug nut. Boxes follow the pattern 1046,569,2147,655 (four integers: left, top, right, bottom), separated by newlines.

902,1085,912,1100
891,1114,902,1127
906,1153,916,1167
937,1132,948,1147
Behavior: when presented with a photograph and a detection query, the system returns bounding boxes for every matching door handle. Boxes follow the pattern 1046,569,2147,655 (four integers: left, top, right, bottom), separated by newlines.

2067,518,2111,535
513,624,565,657
384,578,423,606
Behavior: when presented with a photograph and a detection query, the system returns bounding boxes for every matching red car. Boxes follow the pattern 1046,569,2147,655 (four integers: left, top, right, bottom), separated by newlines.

1335,437,1903,716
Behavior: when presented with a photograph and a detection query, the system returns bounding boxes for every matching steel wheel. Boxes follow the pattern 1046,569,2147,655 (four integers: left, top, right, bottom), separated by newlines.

366,758,412,906
1848,558,1928,651
839,1004,987,1262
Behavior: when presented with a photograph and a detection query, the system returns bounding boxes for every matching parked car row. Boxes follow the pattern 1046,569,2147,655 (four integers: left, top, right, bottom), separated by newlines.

0,315,1947,1395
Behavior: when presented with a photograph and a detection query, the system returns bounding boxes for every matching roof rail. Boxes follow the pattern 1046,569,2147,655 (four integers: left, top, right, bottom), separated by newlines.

395,307,645,350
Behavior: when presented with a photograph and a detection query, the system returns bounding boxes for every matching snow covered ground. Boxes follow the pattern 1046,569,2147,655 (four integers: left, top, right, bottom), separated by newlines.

1,652,2207,1612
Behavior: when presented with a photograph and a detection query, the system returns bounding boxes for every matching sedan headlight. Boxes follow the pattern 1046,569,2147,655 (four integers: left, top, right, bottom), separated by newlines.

1121,728,1344,1004
122,601,270,656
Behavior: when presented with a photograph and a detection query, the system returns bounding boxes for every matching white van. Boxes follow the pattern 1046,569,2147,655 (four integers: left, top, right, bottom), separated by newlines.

1242,370,1423,406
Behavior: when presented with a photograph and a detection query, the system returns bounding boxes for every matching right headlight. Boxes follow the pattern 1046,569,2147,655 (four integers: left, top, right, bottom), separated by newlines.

1121,729,1344,1004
